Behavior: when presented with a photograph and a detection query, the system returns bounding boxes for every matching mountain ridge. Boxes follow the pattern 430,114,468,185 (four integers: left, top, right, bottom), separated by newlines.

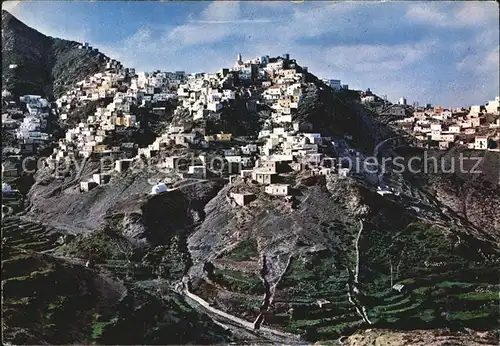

2,9,109,100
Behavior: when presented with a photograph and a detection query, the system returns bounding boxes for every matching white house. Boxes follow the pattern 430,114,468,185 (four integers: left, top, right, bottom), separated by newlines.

469,105,482,116
222,90,236,100
338,168,350,178
2,183,14,193
485,96,500,114
241,144,258,155
474,136,488,150
430,123,442,131
265,184,291,196
93,173,111,185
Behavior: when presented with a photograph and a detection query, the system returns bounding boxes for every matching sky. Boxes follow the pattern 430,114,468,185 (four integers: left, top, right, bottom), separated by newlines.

3,1,499,107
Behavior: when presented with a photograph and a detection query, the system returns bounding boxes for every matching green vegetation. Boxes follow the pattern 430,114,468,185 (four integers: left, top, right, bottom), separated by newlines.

359,221,499,330
226,239,259,261
212,268,265,294
263,221,499,341
56,228,133,263
456,291,498,301
270,251,361,339
90,313,117,342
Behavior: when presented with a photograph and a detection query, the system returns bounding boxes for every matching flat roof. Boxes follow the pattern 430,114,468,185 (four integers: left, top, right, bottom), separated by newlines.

253,170,277,174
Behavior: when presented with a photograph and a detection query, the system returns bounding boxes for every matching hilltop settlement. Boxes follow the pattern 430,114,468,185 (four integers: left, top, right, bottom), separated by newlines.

2,13,500,344
2,50,500,202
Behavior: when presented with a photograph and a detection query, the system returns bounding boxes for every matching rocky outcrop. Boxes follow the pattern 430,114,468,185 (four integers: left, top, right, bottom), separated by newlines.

184,174,499,341
346,328,498,346
394,147,500,243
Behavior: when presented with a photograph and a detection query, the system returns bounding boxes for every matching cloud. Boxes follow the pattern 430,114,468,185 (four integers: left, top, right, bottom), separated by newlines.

405,3,447,23
3,1,499,106
190,19,273,24
406,2,499,28
2,1,20,13
4,1,91,42
201,0,240,22
165,23,232,45
324,40,438,73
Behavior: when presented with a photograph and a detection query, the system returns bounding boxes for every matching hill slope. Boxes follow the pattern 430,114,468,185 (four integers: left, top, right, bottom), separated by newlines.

2,10,109,99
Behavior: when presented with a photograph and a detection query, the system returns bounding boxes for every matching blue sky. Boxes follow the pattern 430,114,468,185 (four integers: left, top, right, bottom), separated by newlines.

3,1,499,107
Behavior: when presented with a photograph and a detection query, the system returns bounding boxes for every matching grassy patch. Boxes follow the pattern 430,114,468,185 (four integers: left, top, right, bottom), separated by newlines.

227,239,259,261
213,268,264,294
90,322,108,340
447,310,491,321
414,309,436,322
456,291,498,301
437,281,475,289
90,313,117,341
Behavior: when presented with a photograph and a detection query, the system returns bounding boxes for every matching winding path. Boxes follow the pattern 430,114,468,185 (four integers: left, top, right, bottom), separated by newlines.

354,220,363,286
174,279,301,343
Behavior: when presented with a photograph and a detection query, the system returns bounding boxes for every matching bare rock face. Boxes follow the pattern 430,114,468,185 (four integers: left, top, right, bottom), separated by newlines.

346,328,498,346
325,175,370,217
394,147,500,243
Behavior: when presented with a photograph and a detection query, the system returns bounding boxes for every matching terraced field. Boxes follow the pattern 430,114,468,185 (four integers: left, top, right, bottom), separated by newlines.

196,220,500,343
1,216,230,345
2,216,63,252
2,190,24,216
1,216,118,344
360,221,499,332
269,252,362,340
193,238,265,322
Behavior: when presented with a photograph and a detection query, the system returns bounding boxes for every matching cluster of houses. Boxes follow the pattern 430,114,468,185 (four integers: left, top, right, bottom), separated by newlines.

226,127,353,206
359,88,500,150
2,94,52,152
7,48,498,205
15,95,52,143
172,53,306,123
34,53,357,196
321,78,348,91
48,62,188,170
175,69,235,120
390,97,500,150
137,54,354,197
2,94,53,182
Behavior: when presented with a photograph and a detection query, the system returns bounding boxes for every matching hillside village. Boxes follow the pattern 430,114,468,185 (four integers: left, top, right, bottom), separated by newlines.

2,50,500,204
359,90,500,150
2,7,500,345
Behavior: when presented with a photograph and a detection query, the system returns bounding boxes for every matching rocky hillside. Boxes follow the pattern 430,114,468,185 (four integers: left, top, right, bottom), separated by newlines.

346,328,498,346
391,146,500,241
295,68,397,152
184,173,499,342
2,10,108,99
6,162,499,343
